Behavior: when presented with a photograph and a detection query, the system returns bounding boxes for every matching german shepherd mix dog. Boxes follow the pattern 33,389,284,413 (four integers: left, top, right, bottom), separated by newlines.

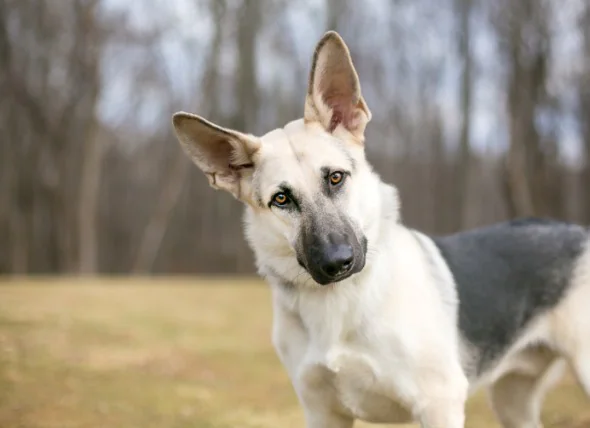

172,32,590,428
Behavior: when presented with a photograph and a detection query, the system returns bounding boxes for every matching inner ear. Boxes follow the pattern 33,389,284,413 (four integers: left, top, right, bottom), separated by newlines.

172,112,260,200
204,128,255,172
304,31,371,140
314,52,359,132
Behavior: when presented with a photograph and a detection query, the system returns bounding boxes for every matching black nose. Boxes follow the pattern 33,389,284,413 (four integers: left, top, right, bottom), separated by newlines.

320,244,354,278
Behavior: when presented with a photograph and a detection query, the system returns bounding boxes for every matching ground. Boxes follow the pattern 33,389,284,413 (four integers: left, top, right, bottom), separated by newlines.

0,278,588,428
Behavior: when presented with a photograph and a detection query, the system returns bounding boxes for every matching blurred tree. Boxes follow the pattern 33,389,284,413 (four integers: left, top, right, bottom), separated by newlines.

232,0,261,133
131,0,230,273
493,0,563,218
0,0,102,273
454,0,473,229
580,2,590,223
0,0,588,275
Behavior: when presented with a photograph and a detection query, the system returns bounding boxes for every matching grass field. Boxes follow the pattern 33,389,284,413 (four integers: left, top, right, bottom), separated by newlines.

0,278,588,428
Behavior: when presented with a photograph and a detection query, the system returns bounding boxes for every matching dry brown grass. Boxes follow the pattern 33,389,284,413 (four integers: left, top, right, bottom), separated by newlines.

0,277,588,428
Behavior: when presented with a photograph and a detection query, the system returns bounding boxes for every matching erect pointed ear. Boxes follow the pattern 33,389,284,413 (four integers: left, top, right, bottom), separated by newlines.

304,31,372,142
172,112,261,201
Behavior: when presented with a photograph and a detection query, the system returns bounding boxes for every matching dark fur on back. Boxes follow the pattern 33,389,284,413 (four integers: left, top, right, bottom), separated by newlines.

433,218,588,376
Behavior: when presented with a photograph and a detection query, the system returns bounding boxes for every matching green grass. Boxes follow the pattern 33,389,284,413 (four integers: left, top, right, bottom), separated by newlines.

0,278,588,428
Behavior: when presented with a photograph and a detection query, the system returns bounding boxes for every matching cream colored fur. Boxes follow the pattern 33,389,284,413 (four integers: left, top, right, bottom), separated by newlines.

172,31,590,428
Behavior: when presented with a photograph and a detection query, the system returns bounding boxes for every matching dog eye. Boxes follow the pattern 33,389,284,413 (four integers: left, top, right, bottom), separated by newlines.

272,192,289,206
329,171,345,186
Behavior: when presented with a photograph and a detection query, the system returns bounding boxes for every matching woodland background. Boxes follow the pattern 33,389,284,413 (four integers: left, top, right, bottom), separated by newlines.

1,0,589,275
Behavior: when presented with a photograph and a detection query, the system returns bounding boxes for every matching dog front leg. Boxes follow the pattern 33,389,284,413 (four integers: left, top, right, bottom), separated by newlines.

413,371,468,428
302,403,354,428
298,375,354,428
416,399,466,428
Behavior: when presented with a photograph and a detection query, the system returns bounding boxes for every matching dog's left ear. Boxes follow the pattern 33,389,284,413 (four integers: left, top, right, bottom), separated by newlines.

304,31,372,142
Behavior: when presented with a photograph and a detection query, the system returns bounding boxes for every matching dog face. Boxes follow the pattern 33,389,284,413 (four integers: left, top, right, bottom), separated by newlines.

241,119,370,286
173,32,391,286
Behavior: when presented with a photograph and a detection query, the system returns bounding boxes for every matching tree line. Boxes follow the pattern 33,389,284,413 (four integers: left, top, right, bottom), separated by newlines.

1,0,589,274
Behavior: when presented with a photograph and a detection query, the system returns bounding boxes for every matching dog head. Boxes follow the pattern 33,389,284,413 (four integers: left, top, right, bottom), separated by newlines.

173,31,398,287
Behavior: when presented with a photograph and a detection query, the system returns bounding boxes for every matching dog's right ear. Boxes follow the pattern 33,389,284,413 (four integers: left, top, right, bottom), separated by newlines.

172,112,261,201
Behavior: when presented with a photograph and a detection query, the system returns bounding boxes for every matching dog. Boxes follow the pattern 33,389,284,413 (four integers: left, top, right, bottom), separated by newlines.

172,31,590,428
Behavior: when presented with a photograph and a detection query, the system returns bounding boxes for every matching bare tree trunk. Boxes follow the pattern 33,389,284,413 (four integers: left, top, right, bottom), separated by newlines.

76,0,103,274
504,128,536,217
233,0,261,133
0,2,27,273
497,0,550,218
504,10,535,218
133,154,189,273
78,118,106,273
581,4,590,224
430,109,449,233
455,0,472,229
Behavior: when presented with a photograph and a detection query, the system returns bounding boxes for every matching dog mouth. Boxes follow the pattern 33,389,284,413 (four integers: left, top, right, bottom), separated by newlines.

315,258,364,285
297,257,306,269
